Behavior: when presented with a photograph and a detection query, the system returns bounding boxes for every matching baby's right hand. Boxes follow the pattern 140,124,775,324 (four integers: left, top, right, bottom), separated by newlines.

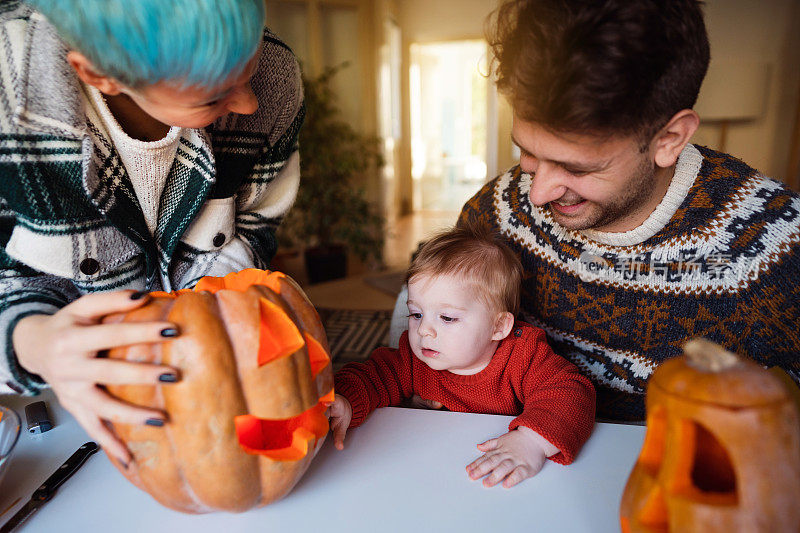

327,394,353,450
12,290,182,466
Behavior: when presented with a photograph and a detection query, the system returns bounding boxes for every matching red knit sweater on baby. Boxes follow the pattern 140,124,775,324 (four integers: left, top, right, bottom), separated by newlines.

334,321,596,465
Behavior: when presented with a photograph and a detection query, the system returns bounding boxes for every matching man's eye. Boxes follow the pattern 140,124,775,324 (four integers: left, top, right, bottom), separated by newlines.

407,313,422,320
440,315,456,323
565,168,588,176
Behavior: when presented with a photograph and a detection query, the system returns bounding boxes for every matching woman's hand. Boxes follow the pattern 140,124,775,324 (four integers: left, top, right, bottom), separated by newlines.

326,394,353,450
12,290,181,466
466,426,559,488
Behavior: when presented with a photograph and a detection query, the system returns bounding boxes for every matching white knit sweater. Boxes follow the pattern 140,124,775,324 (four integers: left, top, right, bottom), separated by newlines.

85,85,184,236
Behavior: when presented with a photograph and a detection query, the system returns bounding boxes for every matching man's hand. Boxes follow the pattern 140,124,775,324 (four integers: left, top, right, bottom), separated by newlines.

327,394,353,450
466,426,559,488
13,290,182,466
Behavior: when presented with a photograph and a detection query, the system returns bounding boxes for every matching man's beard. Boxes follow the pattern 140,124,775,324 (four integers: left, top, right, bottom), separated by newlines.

545,156,657,232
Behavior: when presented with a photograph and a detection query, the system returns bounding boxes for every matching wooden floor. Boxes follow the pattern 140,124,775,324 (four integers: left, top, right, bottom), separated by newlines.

302,210,460,311
305,274,398,310
382,210,460,269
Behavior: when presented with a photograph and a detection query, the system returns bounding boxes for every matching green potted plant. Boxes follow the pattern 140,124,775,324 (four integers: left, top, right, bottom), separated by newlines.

279,63,385,284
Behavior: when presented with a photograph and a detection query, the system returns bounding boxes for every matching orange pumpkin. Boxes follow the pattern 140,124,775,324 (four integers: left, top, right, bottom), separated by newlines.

104,269,334,513
620,339,800,532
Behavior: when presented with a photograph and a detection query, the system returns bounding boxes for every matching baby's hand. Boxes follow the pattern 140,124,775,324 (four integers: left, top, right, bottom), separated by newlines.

326,394,353,450
466,426,557,488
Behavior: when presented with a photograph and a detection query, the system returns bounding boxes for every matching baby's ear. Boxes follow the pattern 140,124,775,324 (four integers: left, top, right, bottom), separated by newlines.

491,311,515,341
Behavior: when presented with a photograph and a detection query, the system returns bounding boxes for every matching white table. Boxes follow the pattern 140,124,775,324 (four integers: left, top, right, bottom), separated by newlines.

1,392,644,532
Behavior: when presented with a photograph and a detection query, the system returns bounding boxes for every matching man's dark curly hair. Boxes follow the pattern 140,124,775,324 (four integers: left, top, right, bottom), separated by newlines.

487,0,710,143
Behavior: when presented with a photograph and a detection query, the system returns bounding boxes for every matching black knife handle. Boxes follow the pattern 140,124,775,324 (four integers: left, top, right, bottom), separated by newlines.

31,441,98,502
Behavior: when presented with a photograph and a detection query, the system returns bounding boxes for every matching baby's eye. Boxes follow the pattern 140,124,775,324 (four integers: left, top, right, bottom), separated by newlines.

440,315,457,323
407,313,422,320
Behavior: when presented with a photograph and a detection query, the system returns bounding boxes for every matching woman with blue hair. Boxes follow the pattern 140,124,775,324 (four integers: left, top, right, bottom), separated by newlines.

0,0,305,466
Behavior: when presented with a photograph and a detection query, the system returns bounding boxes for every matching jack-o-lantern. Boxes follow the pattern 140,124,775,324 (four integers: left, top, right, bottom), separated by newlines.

620,339,800,532
104,269,334,513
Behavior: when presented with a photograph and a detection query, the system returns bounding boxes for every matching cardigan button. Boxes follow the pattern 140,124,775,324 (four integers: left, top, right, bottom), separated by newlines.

514,329,522,337
212,233,226,247
79,257,100,276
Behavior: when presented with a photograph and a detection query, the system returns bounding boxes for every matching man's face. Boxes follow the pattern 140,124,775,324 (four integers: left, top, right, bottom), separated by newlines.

406,274,503,376
512,116,665,233
121,48,262,129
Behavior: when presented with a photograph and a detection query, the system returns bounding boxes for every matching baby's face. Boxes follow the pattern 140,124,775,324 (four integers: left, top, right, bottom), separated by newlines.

406,274,504,375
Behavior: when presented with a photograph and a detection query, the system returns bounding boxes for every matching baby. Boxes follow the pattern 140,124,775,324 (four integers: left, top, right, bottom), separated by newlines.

329,224,595,488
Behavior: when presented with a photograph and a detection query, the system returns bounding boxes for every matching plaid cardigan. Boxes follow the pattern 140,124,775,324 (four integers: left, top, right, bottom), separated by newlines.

0,5,305,394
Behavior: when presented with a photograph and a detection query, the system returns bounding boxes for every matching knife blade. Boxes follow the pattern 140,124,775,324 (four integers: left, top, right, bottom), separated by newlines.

0,441,98,533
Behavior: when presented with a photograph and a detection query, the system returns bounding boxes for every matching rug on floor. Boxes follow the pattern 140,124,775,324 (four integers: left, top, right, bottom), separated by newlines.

318,308,393,371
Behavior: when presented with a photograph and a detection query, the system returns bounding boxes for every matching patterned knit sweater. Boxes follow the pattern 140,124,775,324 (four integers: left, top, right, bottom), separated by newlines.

335,323,596,465
0,5,304,395
460,144,800,421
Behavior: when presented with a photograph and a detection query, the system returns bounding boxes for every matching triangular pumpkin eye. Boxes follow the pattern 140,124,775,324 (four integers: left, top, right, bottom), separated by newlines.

304,333,330,377
258,298,305,367
685,421,738,501
666,419,738,506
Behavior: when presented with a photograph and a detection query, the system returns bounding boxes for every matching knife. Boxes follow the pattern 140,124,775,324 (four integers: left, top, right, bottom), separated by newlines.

0,441,98,533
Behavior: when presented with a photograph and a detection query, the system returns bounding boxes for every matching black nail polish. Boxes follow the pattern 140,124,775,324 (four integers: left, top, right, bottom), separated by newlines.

145,418,165,427
160,327,179,338
129,291,147,300
158,373,178,383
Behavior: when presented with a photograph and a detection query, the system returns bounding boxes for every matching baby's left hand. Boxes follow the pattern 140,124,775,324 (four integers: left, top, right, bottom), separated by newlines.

466,426,555,488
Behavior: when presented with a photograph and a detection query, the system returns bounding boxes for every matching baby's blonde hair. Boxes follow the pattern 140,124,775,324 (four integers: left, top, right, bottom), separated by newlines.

405,221,522,315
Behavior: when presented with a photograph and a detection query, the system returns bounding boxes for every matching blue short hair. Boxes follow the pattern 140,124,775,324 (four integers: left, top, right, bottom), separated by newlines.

26,0,265,89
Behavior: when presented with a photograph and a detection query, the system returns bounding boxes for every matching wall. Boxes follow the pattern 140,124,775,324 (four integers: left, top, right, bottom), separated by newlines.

393,0,800,206
395,0,500,212
691,0,800,181
397,0,495,42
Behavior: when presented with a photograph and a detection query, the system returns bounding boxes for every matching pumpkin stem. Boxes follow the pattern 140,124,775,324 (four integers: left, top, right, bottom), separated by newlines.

683,338,742,372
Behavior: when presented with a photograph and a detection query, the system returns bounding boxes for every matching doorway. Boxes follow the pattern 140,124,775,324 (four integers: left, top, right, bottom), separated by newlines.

409,40,492,212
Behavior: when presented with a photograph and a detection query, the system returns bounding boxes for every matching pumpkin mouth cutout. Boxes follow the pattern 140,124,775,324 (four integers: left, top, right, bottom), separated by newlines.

234,289,333,461
235,403,329,461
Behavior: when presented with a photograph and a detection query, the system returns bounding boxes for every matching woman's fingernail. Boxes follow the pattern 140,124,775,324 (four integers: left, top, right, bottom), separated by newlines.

119,460,129,470
160,327,179,338
158,373,179,383
145,418,165,427
129,291,147,300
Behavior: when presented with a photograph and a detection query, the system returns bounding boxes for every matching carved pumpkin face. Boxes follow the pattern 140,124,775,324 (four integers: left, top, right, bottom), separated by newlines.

620,340,800,532
104,269,334,513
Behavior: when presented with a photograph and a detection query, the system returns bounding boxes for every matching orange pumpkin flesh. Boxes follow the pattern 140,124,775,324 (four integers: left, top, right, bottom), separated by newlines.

620,339,800,532
104,269,334,513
